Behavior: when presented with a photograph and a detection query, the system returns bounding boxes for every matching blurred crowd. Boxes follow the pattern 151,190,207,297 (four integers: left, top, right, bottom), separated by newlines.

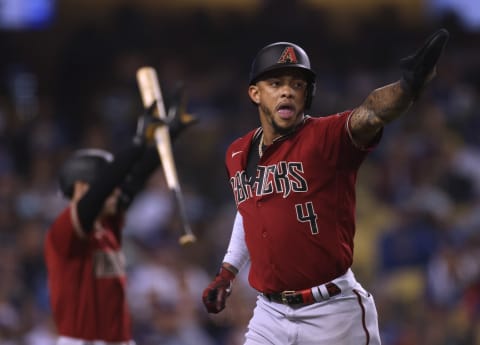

0,1,480,344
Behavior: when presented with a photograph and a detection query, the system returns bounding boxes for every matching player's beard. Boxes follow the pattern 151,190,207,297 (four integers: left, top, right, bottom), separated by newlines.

261,104,304,136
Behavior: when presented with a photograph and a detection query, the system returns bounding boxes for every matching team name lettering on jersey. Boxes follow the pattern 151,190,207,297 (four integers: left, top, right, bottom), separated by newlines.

230,161,308,205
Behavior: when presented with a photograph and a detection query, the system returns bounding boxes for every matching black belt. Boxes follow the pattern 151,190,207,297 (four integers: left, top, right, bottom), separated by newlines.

263,282,341,306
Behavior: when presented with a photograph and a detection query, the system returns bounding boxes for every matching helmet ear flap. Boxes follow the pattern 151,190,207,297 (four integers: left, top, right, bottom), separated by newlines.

305,81,316,110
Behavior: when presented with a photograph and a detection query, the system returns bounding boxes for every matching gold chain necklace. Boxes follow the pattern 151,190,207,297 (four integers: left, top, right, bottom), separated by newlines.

258,134,264,158
258,118,306,159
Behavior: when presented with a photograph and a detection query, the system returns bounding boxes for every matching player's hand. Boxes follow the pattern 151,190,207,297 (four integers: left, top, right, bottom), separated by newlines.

133,100,165,146
202,267,235,314
400,28,449,99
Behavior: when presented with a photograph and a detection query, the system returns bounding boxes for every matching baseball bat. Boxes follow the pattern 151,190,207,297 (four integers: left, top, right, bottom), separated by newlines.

136,67,196,246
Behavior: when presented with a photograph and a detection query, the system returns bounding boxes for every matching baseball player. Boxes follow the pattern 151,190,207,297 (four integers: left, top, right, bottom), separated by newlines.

45,101,195,345
202,29,449,344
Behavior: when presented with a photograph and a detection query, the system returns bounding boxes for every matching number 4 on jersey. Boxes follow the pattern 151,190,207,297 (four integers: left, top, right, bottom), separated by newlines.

295,202,319,234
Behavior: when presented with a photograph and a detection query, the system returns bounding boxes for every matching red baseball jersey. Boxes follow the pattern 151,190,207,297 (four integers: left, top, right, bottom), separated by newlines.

44,205,132,342
225,111,380,293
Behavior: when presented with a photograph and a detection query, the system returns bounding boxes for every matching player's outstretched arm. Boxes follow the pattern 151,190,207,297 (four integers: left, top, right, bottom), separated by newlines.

348,28,449,147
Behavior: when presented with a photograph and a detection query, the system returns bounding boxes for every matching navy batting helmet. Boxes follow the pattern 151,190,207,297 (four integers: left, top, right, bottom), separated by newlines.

249,42,316,109
58,149,114,198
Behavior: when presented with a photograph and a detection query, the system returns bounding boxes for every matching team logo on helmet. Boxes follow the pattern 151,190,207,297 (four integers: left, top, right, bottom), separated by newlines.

277,47,298,64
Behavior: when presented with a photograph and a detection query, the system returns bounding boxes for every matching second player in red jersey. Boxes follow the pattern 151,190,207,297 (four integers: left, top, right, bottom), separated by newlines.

45,101,195,345
46,206,131,342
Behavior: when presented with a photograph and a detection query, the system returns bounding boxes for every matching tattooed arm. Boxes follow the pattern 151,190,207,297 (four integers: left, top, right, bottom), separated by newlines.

348,29,449,148
348,81,414,147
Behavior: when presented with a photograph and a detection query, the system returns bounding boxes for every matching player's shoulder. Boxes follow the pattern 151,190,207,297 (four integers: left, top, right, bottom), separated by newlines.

49,205,72,230
227,128,259,152
305,110,353,128
307,110,353,122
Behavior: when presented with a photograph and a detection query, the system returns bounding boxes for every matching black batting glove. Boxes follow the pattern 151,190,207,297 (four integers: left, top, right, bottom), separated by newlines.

165,83,198,141
400,28,449,100
133,100,165,146
133,84,198,147
202,267,235,314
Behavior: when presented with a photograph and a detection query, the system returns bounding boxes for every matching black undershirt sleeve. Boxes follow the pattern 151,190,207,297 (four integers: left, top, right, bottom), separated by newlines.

116,126,186,211
76,143,144,232
116,146,160,211
76,122,188,230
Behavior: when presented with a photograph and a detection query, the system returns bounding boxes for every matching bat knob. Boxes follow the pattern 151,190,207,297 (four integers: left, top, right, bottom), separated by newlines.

179,233,197,246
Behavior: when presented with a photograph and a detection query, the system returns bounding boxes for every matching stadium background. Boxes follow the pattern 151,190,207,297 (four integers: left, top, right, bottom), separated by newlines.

0,0,480,344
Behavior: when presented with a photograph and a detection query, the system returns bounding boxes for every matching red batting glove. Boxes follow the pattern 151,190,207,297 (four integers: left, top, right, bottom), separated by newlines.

202,267,235,313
